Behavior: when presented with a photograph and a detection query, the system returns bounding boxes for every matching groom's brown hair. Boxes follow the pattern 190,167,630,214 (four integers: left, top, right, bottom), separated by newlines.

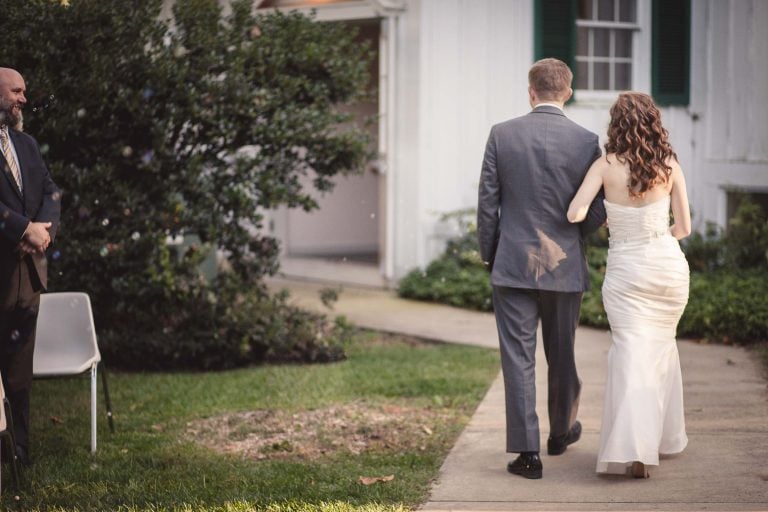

528,58,573,100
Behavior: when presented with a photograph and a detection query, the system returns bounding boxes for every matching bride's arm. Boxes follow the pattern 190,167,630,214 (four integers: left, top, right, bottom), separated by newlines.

567,158,604,223
669,161,692,240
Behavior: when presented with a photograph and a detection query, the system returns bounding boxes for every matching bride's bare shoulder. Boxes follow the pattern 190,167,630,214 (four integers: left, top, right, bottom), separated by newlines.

601,153,628,175
666,157,683,180
603,153,626,166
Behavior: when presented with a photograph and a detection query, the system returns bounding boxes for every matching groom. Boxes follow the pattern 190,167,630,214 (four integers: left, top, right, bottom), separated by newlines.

477,58,605,479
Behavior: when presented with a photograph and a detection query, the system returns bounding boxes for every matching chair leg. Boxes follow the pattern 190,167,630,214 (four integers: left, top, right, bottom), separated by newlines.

2,399,21,487
100,365,115,433
0,434,18,493
90,365,97,454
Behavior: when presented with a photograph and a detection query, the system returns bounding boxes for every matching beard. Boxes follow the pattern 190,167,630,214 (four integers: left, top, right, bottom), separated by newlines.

0,97,22,129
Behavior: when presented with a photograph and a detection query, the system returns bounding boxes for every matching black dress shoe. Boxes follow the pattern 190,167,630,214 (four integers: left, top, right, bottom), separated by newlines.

547,420,582,455
14,444,33,467
507,452,542,479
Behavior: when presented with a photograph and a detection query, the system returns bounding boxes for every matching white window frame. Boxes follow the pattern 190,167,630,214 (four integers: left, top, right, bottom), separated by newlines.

574,0,651,105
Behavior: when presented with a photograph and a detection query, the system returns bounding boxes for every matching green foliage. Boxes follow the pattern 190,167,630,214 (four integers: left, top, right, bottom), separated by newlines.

1,334,499,511
682,197,768,272
102,281,352,371
0,0,372,369
722,198,768,269
397,210,492,311
401,205,768,344
679,269,768,344
676,197,768,344
579,245,609,329
681,222,724,272
398,259,492,312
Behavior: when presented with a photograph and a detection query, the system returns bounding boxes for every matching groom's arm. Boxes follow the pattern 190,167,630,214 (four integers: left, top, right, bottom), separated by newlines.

579,142,606,237
477,128,501,270
579,188,606,237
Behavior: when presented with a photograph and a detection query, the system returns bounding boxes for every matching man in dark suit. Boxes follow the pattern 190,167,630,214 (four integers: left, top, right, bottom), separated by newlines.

477,58,605,479
0,67,61,466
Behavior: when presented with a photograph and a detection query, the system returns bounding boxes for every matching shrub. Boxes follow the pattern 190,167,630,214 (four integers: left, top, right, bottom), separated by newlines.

682,197,768,271
399,258,492,311
0,0,372,369
400,204,768,345
722,198,768,269
681,222,725,272
398,210,492,311
579,245,609,329
101,279,352,371
679,269,768,344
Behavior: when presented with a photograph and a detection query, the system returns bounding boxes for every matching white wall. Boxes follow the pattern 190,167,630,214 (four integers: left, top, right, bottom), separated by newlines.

688,0,768,228
187,0,768,283
398,0,768,278
393,0,533,276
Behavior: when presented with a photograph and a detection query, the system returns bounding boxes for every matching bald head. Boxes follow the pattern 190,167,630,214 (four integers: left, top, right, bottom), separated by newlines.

0,67,26,128
0,67,23,82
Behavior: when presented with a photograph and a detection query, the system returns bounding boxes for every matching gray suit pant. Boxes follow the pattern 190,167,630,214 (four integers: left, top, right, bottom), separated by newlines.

492,286,582,453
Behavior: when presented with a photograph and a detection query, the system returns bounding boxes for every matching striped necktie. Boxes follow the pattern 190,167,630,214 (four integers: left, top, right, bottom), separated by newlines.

0,126,22,193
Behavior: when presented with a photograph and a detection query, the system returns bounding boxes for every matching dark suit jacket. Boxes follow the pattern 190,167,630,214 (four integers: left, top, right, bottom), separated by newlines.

477,105,604,292
0,128,61,291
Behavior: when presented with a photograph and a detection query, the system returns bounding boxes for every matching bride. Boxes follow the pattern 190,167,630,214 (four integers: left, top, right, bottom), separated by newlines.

567,92,692,479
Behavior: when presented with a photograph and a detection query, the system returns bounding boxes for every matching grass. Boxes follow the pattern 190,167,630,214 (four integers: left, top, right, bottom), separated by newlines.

1,332,499,511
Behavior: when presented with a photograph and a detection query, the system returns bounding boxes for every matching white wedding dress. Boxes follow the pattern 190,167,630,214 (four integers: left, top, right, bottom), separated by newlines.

596,195,689,474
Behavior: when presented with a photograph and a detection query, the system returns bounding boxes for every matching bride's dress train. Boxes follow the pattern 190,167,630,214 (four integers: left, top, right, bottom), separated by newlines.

597,195,689,474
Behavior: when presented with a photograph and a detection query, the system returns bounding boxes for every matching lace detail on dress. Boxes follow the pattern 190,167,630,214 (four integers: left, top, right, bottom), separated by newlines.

604,195,671,246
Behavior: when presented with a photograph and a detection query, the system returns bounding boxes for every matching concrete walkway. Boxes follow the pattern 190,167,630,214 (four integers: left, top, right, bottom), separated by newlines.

269,277,768,511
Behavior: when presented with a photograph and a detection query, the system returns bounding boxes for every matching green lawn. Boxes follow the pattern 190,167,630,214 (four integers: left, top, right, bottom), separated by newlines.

1,332,499,511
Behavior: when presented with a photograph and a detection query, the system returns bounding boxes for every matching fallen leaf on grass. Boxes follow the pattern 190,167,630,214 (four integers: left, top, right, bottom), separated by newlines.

421,425,433,435
50,416,63,424
358,475,395,485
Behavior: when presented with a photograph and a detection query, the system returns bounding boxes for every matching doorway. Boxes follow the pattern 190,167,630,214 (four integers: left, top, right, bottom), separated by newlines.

274,18,385,286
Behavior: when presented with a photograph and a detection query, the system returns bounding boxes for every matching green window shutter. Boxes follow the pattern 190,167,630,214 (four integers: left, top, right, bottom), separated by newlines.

534,0,577,100
534,0,576,66
652,0,690,106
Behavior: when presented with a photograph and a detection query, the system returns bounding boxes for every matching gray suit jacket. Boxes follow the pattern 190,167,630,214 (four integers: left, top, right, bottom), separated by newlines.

477,106,604,292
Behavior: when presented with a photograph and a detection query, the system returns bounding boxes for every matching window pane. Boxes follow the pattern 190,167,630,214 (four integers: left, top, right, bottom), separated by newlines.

615,63,632,90
594,62,610,89
618,0,636,22
577,27,589,56
578,0,594,20
597,0,614,21
576,61,589,89
594,28,610,57
615,29,632,57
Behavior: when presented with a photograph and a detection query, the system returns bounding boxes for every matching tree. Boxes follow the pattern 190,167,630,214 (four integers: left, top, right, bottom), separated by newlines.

0,0,372,369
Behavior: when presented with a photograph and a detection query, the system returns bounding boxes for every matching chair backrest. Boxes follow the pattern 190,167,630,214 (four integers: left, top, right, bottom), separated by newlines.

33,292,101,376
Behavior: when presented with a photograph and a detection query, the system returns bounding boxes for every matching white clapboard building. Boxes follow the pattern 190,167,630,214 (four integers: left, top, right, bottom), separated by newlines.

230,0,767,287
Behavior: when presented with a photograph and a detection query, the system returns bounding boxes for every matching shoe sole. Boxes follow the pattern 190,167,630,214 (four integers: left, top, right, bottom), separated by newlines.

508,468,543,479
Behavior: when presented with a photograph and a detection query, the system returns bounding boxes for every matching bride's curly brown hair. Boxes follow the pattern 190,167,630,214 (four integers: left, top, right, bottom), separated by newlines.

604,92,677,197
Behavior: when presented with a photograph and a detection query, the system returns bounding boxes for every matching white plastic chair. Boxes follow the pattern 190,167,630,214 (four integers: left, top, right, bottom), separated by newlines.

33,292,114,454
